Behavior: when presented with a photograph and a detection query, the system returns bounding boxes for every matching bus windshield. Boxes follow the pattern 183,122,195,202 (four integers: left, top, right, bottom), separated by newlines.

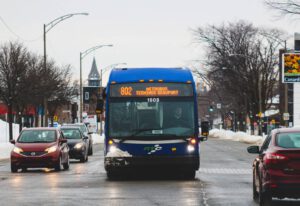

108,98,195,138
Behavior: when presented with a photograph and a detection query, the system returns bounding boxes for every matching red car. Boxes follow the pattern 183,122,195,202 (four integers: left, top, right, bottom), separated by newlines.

10,127,70,172
248,128,300,205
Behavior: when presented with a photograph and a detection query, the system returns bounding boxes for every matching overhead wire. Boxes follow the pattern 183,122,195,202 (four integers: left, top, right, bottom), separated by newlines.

0,15,42,42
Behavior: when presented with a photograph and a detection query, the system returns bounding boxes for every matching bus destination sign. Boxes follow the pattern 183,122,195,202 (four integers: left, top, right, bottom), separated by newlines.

110,83,193,97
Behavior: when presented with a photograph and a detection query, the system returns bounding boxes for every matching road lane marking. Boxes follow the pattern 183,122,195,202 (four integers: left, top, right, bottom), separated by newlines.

199,168,251,175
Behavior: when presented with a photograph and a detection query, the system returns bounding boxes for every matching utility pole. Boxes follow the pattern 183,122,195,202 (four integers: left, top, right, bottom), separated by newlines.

79,44,113,123
43,12,88,126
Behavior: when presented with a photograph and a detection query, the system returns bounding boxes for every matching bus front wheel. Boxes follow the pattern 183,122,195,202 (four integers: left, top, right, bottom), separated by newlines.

182,170,196,180
106,170,118,180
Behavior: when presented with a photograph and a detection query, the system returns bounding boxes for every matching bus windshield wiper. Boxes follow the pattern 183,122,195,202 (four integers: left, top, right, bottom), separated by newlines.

119,128,160,143
157,134,190,142
118,130,190,143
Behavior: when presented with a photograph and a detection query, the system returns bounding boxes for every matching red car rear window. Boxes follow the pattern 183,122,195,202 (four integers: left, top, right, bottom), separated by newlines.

276,133,300,148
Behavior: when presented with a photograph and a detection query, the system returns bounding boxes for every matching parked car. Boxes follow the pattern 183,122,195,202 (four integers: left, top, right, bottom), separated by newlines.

10,127,69,172
247,127,300,205
60,126,88,162
63,123,93,155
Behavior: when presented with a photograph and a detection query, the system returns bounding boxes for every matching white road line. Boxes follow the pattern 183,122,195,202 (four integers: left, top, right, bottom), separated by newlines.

199,168,251,175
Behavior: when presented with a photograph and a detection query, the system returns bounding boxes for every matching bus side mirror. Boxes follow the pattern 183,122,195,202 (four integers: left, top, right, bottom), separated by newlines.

200,121,209,138
96,99,104,114
198,136,208,142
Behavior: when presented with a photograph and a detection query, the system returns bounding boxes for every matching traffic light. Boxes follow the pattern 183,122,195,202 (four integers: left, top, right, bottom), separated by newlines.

209,105,214,112
71,103,78,119
96,99,104,114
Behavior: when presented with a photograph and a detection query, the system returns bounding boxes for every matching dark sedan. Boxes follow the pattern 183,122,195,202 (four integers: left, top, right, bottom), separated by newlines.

63,123,93,155
10,127,69,172
248,127,300,205
61,127,88,162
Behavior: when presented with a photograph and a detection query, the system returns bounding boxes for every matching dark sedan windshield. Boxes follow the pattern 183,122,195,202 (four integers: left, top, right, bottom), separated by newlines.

18,130,56,143
61,129,82,139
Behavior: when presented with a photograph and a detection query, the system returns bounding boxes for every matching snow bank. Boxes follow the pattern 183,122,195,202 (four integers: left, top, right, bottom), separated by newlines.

92,133,104,144
0,143,13,160
0,119,20,143
209,129,265,145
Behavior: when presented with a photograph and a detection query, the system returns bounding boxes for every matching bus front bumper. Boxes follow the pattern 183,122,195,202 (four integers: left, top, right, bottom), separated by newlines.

104,155,199,171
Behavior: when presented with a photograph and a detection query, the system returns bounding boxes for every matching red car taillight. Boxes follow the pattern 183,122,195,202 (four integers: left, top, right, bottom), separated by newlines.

264,153,288,168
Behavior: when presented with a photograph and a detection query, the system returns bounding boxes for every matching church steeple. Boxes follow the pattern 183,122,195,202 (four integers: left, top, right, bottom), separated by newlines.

88,58,101,86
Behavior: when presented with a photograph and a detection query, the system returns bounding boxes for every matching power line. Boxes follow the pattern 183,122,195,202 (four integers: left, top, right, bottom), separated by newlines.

0,16,42,42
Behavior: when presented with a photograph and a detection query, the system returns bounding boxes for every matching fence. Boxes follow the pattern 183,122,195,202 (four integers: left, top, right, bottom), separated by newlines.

0,119,20,143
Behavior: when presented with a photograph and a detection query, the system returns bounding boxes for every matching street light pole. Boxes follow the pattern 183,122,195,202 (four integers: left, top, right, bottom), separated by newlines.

79,44,113,123
100,63,127,87
43,12,88,127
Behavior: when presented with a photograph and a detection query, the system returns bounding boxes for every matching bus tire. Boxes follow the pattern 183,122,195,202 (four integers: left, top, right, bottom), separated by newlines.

106,170,116,180
184,170,196,180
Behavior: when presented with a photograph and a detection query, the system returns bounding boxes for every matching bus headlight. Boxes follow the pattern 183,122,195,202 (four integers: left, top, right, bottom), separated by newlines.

187,145,195,153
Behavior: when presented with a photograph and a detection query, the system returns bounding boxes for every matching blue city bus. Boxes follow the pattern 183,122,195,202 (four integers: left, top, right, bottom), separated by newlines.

103,67,206,179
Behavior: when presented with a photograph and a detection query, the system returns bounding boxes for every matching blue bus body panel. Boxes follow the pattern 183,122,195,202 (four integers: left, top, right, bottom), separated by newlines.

108,67,194,84
116,142,198,156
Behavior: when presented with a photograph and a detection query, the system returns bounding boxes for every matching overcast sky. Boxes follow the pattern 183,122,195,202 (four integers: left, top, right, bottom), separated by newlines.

0,0,298,85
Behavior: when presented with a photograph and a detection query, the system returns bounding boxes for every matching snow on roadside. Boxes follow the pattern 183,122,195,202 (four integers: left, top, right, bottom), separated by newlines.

0,143,13,160
91,133,104,144
209,129,265,145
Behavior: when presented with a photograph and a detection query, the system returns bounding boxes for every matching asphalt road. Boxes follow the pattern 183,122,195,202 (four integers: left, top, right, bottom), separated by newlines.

0,138,300,206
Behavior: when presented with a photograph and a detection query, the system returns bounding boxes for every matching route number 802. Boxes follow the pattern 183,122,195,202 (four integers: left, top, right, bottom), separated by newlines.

120,87,133,96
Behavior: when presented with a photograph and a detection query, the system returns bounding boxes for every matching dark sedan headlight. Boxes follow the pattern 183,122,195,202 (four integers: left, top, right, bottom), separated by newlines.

74,143,84,150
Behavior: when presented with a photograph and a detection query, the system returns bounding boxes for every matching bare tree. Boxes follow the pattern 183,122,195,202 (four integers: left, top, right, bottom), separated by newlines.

0,41,78,137
265,0,300,16
193,21,283,133
47,64,77,126
0,42,29,140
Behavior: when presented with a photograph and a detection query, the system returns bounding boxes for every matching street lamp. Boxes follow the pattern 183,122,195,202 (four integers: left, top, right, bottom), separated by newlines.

79,44,113,122
100,63,127,87
43,12,88,126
